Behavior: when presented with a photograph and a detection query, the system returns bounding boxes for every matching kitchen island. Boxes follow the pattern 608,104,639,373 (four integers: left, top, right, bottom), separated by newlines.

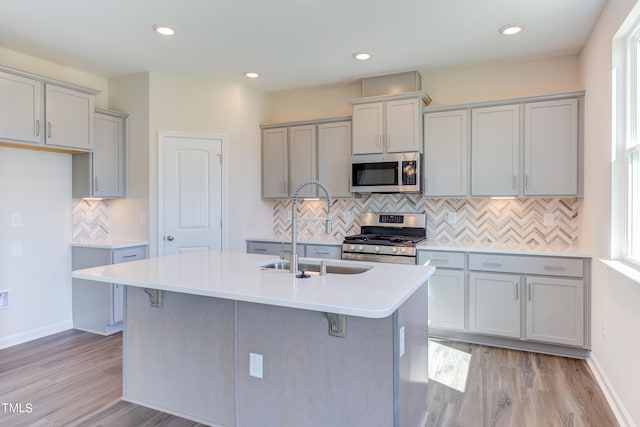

72,251,435,427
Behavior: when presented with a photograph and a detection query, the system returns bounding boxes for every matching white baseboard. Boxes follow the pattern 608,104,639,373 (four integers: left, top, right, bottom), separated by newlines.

587,354,637,427
0,320,73,350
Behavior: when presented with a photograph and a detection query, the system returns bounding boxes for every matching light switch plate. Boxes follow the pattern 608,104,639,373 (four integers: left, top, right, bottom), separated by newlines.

544,212,554,227
447,212,457,225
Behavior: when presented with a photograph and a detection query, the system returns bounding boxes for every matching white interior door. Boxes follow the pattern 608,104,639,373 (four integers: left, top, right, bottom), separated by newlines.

159,132,225,255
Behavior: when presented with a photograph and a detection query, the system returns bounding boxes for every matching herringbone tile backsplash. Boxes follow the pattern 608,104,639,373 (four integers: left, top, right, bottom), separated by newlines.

274,194,579,246
72,199,110,242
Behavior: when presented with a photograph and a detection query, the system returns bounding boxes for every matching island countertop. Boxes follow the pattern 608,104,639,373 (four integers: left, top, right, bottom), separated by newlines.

71,251,435,319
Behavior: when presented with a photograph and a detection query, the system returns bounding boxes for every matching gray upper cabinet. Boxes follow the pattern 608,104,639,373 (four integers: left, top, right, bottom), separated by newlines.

73,109,128,198
44,84,95,151
0,65,97,152
318,121,352,198
424,92,583,198
262,127,289,199
471,104,521,197
0,70,44,145
423,109,470,197
351,94,424,155
524,98,579,196
261,118,352,200
289,125,317,197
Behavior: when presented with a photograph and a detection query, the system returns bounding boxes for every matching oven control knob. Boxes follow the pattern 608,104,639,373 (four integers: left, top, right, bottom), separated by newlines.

375,246,380,252
391,247,398,253
358,245,364,251
349,245,355,250
400,248,407,254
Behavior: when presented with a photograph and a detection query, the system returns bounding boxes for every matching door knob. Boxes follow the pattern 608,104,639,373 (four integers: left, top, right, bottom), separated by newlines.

166,235,175,241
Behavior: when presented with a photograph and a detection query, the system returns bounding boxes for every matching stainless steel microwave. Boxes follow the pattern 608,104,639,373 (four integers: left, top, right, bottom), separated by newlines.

350,153,421,193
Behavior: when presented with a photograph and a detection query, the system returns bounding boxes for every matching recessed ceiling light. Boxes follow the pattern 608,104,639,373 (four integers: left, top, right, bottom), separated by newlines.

499,25,523,36
352,52,371,61
153,24,176,36
245,72,260,79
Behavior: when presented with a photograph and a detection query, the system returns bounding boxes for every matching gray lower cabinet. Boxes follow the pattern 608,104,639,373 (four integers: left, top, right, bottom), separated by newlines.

72,244,147,335
418,249,590,357
247,240,341,259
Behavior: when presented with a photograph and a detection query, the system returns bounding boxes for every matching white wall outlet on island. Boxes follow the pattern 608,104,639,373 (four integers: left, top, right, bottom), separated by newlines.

249,352,263,379
0,290,8,309
10,213,22,228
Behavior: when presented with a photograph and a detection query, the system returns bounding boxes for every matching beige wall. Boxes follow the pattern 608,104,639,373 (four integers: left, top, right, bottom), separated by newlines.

0,49,108,347
145,72,272,254
0,46,109,107
265,55,582,122
580,0,640,425
108,73,151,242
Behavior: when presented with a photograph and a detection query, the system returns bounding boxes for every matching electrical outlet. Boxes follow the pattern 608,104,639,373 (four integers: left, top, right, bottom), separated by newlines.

447,212,457,225
249,353,263,378
0,290,8,309
544,212,555,227
344,211,353,223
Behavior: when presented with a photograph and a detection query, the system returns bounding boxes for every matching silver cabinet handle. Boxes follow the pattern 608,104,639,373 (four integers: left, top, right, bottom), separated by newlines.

482,262,503,268
254,248,267,252
122,254,137,259
524,174,529,190
543,265,565,271
430,258,449,263
165,235,175,241
528,283,532,301
94,177,99,192
35,120,40,136
515,283,519,301
512,175,517,191
47,122,52,138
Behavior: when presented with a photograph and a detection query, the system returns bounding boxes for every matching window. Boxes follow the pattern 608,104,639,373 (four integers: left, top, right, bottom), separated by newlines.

621,25,640,267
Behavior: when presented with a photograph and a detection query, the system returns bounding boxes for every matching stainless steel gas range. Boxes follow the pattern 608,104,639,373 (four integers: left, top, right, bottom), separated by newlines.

341,212,426,265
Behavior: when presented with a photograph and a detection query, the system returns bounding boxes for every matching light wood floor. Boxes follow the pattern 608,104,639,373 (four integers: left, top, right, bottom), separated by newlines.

0,330,618,427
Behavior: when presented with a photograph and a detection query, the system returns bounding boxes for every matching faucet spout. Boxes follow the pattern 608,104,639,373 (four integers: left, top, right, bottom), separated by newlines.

290,180,333,275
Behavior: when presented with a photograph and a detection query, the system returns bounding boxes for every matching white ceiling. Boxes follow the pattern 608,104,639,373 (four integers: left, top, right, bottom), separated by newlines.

0,0,605,93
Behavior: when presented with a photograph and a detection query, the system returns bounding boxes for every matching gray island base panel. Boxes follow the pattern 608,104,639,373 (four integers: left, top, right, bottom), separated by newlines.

72,251,433,427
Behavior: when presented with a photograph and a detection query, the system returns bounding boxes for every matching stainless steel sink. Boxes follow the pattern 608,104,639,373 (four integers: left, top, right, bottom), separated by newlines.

258,260,372,275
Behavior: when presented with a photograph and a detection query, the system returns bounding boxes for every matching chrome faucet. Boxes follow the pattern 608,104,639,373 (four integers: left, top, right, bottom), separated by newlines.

289,180,332,275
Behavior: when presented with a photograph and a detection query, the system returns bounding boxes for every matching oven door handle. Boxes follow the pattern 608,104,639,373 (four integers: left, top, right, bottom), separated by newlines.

342,252,416,265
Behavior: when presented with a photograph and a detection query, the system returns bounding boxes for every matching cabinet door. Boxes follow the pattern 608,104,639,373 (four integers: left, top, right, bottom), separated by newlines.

93,112,126,198
352,102,384,154
262,128,289,198
424,110,469,196
526,276,584,346
524,98,578,196
428,269,465,331
289,125,317,197
318,121,351,198
45,84,94,150
0,71,44,144
471,104,520,196
386,98,421,152
469,272,521,338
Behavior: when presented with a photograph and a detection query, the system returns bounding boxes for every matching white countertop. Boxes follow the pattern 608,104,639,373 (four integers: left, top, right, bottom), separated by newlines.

71,240,149,249
417,240,591,258
247,235,591,257
71,251,435,319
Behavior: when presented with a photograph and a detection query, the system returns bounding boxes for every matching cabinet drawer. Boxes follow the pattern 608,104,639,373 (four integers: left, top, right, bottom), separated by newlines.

418,250,465,269
305,244,341,259
468,253,584,277
112,246,147,264
247,241,305,256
